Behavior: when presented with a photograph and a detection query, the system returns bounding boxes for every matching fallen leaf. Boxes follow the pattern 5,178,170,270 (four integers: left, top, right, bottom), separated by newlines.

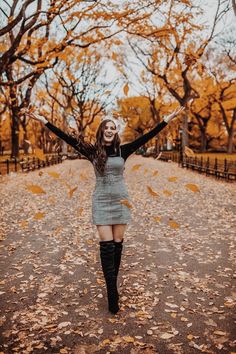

147,186,159,197
48,171,60,179
153,216,161,222
68,186,78,199
26,184,46,194
132,164,142,171
168,176,178,182
168,220,180,229
159,332,175,339
185,183,200,192
163,189,172,196
120,199,133,208
33,212,45,220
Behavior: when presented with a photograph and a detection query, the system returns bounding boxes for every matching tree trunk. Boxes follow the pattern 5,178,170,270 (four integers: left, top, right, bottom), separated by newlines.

200,129,207,152
11,110,19,158
22,129,30,155
227,128,235,153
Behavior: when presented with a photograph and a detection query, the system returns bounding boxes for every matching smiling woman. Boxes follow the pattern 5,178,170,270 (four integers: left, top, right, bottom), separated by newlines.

26,106,185,315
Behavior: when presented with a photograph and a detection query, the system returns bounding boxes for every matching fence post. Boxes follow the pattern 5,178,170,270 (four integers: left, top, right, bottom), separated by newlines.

14,158,17,172
206,157,210,176
214,158,218,178
6,159,9,174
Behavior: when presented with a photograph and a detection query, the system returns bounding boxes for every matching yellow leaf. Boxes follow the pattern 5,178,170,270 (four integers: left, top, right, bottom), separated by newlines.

153,216,161,222
185,184,200,192
48,171,60,178
152,170,158,176
120,199,133,209
33,212,45,220
102,339,110,345
35,148,46,161
163,190,172,196
168,176,178,182
187,334,194,340
26,184,46,194
123,83,129,96
147,186,159,197
168,220,180,229
68,186,78,199
123,336,135,343
184,146,195,157
131,164,142,171
77,207,83,216
80,173,88,180
19,220,28,228
112,52,118,60
171,313,177,318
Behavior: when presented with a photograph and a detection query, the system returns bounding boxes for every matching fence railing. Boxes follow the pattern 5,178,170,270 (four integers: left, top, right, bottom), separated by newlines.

157,151,236,181
0,154,63,176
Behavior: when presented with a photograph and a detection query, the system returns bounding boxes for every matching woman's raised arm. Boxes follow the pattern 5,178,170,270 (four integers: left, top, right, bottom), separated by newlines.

26,112,95,162
121,106,185,160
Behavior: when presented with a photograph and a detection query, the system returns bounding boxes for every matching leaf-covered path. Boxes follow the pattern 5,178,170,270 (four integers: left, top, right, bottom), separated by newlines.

0,156,235,354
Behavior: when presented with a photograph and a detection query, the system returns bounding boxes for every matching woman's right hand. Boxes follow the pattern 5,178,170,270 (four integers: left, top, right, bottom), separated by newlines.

25,111,48,124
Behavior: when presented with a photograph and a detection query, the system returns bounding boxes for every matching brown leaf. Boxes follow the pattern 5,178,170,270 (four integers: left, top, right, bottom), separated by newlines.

68,186,78,199
152,170,159,176
147,186,159,197
153,216,161,222
120,199,133,208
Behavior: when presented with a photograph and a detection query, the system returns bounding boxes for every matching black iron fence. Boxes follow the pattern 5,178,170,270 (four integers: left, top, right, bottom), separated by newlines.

0,154,63,176
157,151,236,181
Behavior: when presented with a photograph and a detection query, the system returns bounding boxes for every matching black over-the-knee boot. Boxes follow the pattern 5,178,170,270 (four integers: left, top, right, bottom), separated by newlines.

114,239,123,277
99,240,119,314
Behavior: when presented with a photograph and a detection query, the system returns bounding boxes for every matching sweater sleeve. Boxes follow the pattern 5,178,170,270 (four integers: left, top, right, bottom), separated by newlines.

120,120,168,160
45,121,95,162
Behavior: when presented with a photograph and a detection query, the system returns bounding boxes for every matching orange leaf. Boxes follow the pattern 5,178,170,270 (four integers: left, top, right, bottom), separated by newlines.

147,186,159,197
163,190,172,196
19,220,28,228
168,176,178,182
131,164,142,171
153,216,161,222
152,170,159,176
26,184,46,194
123,83,129,96
112,52,118,60
48,171,60,178
185,184,200,192
33,212,45,220
68,186,78,198
120,199,133,208
168,220,180,229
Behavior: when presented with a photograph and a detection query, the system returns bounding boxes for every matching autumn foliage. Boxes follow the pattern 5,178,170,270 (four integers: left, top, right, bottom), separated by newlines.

0,0,235,157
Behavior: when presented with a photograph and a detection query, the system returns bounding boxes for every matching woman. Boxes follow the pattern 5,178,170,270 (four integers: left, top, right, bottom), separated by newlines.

27,106,185,314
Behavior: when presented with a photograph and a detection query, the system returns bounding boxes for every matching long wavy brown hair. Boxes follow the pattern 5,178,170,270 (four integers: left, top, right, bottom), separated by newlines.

93,119,121,175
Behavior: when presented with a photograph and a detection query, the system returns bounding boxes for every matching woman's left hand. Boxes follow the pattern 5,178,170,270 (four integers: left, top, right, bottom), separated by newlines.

164,106,186,123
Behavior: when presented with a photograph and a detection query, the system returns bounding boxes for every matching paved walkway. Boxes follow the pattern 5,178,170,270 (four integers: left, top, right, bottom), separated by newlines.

0,156,235,354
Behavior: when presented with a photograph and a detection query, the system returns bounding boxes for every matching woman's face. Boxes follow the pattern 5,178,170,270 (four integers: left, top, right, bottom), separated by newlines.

103,121,117,145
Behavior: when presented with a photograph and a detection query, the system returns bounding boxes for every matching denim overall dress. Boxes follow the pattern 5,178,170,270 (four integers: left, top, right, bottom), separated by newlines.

91,147,131,225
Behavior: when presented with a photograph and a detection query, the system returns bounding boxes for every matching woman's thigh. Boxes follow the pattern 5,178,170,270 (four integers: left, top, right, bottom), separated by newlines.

96,225,113,241
112,224,127,242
